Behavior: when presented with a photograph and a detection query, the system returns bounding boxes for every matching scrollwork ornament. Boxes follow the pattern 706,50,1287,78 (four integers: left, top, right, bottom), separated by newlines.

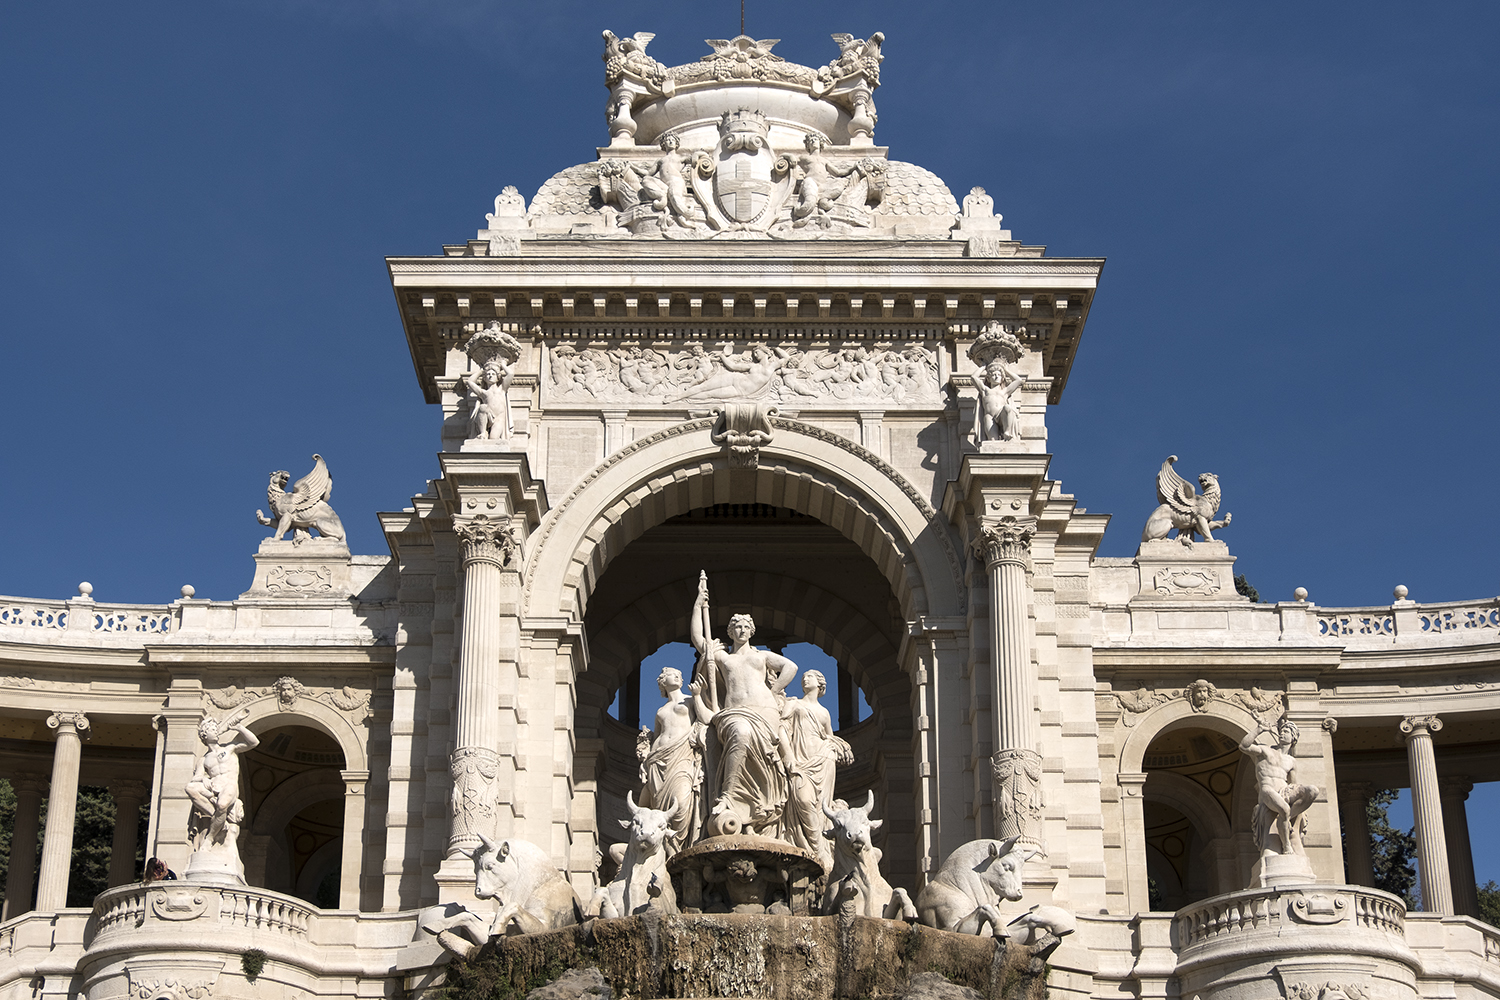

47,711,90,736
1400,714,1443,737
974,516,1035,571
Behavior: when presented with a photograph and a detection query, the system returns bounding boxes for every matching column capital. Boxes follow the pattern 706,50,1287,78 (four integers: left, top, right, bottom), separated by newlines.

1337,780,1373,798
46,711,90,737
453,513,521,569
107,779,149,802
1440,775,1474,799
974,515,1036,570
1400,714,1443,738
10,773,48,796
341,769,370,796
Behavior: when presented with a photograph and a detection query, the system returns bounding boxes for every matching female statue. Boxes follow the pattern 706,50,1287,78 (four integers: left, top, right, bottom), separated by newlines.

637,666,705,855
780,669,853,871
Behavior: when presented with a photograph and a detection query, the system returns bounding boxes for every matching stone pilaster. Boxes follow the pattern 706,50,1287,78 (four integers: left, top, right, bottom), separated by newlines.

447,513,518,857
976,516,1041,846
1441,776,1478,917
1400,715,1452,914
106,779,149,887
1338,781,1374,887
36,711,89,911
2,774,47,919
340,769,369,910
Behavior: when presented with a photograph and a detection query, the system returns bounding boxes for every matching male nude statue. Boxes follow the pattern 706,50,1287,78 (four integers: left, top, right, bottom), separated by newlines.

462,359,513,441
1239,716,1319,855
688,572,799,838
185,709,260,847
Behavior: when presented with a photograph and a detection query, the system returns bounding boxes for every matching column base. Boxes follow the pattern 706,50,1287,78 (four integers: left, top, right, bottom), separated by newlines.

1251,851,1316,889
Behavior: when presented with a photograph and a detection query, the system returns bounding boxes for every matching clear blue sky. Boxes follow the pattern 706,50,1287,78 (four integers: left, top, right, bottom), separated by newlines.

2,2,1497,879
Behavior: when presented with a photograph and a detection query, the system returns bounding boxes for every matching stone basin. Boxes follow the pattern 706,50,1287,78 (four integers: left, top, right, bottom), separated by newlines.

668,835,825,915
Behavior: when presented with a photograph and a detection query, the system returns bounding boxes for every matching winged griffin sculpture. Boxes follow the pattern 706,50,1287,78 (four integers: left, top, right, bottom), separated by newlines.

256,454,346,544
1141,455,1231,546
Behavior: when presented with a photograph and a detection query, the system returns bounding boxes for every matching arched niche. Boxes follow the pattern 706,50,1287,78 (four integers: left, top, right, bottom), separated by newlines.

238,723,349,907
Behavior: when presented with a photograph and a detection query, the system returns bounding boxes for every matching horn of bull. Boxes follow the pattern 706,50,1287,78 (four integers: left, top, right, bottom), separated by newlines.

822,801,839,821
626,790,641,816
862,790,875,815
475,831,500,856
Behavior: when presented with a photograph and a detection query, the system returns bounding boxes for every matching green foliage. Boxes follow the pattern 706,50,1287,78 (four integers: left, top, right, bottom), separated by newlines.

436,942,596,1000
1362,789,1418,908
0,779,15,898
0,780,148,910
1478,881,1500,928
1233,574,1261,603
242,949,267,982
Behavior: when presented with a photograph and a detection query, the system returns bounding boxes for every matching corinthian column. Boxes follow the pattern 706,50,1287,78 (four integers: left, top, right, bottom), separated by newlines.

1400,715,1451,914
448,513,518,856
36,711,89,911
975,516,1041,846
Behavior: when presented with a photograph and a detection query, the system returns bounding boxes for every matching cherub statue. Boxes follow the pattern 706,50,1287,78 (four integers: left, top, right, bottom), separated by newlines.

256,454,346,544
973,358,1024,443
1141,455,1232,546
462,359,513,440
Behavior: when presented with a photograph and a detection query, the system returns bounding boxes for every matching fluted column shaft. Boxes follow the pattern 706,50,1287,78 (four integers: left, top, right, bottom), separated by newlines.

448,514,518,856
1338,781,1375,887
1401,715,1452,914
977,516,1041,845
106,780,148,887
1441,776,1478,917
2,775,47,919
36,712,89,911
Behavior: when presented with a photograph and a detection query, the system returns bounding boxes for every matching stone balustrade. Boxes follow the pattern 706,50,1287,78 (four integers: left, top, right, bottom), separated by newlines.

87,883,318,959
1312,598,1500,648
0,596,177,641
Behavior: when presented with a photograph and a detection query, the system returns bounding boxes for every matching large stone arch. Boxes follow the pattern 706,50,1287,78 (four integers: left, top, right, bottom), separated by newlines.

522,419,966,626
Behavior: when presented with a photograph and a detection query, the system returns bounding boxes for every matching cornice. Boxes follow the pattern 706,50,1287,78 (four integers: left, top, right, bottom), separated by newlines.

144,645,396,668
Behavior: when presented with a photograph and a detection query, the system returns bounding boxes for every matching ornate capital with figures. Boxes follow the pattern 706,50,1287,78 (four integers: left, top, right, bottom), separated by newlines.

975,516,1036,570
47,711,90,737
453,514,521,569
1399,714,1443,738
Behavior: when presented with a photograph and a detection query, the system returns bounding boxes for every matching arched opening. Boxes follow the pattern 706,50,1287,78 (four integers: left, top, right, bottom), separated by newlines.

1140,725,1243,909
576,500,917,885
241,723,347,906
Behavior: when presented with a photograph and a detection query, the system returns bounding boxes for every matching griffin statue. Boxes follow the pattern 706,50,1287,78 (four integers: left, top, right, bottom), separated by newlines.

1141,455,1231,546
256,454,346,544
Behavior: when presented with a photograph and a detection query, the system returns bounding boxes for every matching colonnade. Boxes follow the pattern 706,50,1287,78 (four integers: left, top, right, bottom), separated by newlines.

1,711,151,920
1337,714,1482,917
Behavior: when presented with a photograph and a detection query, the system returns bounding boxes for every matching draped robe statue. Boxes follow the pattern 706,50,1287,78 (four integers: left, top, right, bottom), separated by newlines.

780,669,853,871
638,666,705,855
688,572,799,839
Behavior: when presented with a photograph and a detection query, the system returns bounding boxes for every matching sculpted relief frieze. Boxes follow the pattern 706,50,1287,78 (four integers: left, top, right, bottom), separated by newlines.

542,338,940,408
1113,679,1285,726
203,678,372,723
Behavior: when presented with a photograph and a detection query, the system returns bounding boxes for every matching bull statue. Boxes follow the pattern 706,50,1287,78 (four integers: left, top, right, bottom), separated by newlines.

1004,904,1076,949
819,792,917,920
915,836,1037,936
419,834,582,959
590,792,678,918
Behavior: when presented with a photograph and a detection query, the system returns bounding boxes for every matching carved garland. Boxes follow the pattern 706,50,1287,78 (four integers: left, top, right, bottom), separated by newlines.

521,415,967,616
201,680,372,722
1112,679,1286,727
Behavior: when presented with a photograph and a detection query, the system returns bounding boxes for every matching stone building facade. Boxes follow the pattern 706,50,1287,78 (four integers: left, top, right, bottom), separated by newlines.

3,29,1499,1000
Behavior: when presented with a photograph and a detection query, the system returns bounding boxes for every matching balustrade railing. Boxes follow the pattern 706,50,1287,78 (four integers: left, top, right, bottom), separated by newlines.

87,883,317,953
1313,597,1500,647
0,597,176,639
1176,886,1405,955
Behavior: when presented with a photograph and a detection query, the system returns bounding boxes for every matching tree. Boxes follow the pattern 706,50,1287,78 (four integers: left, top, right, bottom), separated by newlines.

1478,881,1500,927
0,781,147,910
1234,574,1261,603
1359,788,1418,908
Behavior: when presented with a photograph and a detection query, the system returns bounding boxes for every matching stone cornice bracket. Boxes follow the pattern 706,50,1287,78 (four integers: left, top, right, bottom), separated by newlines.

1400,714,1443,737
453,513,522,570
974,515,1036,571
711,403,777,469
47,711,90,738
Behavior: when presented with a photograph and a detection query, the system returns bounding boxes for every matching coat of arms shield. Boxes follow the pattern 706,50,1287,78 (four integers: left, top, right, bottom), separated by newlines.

691,110,792,231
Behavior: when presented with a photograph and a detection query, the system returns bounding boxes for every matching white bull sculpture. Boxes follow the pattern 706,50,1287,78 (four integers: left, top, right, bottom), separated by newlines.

915,836,1037,936
590,792,677,918
419,834,581,958
820,792,917,920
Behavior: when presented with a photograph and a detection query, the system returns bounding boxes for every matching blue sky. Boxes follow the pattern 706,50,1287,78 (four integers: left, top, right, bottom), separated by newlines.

2,2,1497,883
